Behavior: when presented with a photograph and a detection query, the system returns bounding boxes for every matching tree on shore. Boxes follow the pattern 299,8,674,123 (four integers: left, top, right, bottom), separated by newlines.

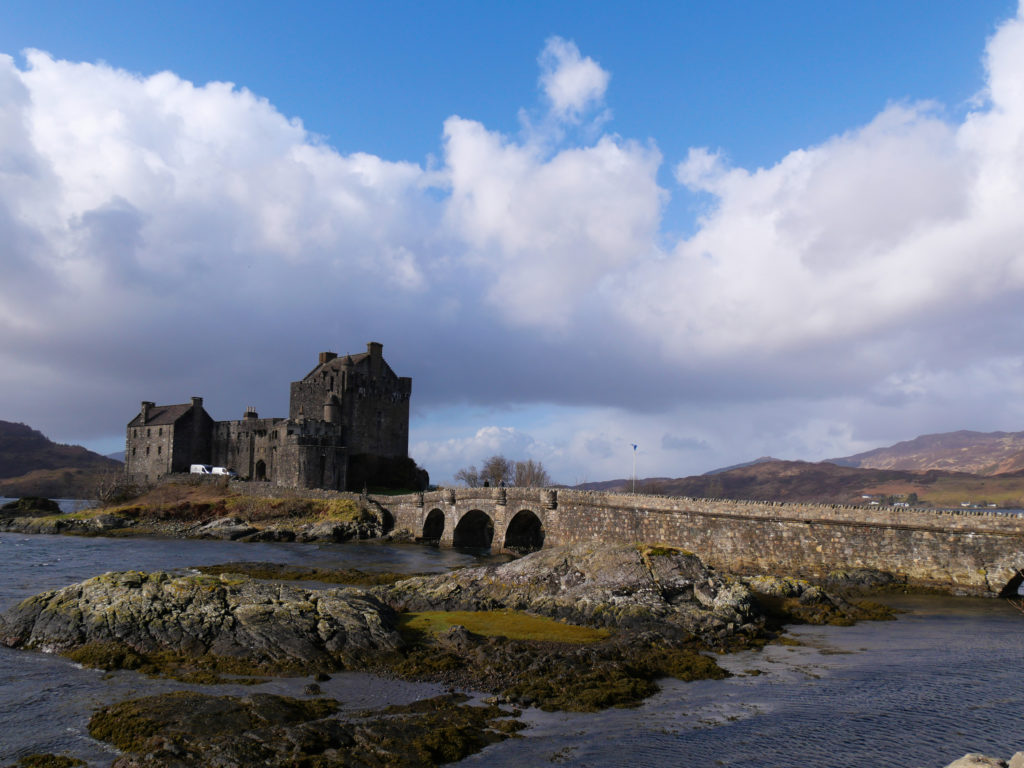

453,455,550,488
514,459,551,488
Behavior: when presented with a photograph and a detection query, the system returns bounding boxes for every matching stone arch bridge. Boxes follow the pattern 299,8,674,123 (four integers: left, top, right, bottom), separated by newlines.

374,487,1024,597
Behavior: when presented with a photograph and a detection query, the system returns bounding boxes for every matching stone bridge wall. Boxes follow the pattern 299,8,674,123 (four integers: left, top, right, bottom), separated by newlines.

373,488,1024,596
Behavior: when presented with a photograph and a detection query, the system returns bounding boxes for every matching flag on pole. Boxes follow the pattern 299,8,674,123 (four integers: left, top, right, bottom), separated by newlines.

631,443,638,451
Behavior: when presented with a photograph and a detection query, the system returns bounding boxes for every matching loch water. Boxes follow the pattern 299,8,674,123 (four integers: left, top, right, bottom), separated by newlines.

0,529,1022,768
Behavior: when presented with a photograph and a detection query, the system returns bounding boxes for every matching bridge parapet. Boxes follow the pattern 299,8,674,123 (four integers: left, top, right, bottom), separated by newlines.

373,487,1024,595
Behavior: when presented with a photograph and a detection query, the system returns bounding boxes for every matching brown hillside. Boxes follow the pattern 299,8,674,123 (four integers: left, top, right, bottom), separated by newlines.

830,430,1024,475
0,467,113,499
0,420,121,479
581,459,1024,508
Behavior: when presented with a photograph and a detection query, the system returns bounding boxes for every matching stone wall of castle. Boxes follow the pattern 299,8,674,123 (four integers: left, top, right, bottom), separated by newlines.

126,422,174,483
127,404,213,484
288,344,410,458
126,343,409,490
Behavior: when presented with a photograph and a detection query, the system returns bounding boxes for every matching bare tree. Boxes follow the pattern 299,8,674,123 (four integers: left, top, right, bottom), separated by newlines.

481,455,514,487
91,469,145,506
454,455,551,488
453,465,481,488
514,459,551,488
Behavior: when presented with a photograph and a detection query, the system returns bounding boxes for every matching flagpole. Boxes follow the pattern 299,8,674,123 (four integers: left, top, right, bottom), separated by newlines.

631,443,637,494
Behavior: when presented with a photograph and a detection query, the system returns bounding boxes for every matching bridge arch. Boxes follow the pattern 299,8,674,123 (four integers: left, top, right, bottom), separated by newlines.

998,569,1024,599
452,509,494,549
503,509,545,554
421,508,445,542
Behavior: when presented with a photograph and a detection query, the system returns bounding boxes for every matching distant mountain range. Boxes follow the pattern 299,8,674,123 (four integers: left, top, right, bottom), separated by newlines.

579,430,1024,507
0,420,121,498
827,430,1024,475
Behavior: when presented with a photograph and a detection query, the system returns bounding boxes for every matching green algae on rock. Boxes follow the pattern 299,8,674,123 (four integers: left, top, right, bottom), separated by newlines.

397,610,612,643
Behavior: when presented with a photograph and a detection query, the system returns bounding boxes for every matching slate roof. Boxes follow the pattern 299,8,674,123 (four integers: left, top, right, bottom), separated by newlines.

127,403,194,427
302,352,370,380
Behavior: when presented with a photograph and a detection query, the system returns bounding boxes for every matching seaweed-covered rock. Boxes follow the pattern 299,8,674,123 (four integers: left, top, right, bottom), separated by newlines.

2,755,86,768
743,574,894,626
0,497,61,516
0,571,402,673
821,568,898,591
88,691,522,768
380,544,761,644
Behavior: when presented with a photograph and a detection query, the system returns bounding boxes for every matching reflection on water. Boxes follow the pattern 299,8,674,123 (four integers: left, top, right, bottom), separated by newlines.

1,532,1022,767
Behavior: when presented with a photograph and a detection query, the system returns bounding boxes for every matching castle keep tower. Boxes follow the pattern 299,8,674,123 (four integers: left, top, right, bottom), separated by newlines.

289,342,411,458
125,342,412,490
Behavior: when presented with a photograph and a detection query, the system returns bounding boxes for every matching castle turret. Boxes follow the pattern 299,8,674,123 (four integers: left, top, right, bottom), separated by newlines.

323,395,340,424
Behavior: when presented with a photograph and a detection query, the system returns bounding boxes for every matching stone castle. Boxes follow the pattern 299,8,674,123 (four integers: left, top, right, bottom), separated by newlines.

125,342,411,490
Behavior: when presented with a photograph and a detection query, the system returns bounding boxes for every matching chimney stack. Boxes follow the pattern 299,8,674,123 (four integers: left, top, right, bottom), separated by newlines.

141,401,154,423
319,352,337,365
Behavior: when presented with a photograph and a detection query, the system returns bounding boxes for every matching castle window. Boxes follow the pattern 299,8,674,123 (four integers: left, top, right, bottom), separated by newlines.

159,427,163,436
146,446,150,456
147,428,151,437
157,446,162,455
132,447,136,456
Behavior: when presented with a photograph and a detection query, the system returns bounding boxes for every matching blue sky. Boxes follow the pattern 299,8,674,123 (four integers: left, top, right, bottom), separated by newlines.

1,2,1023,484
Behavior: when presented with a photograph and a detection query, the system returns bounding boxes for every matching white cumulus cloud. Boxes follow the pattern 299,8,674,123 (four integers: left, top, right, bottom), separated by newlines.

6,10,1024,485
616,7,1024,369
538,36,610,121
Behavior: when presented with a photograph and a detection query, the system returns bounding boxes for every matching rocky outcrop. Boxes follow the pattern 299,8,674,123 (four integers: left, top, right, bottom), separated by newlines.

0,571,401,672
943,753,1024,768
0,512,135,535
380,544,762,645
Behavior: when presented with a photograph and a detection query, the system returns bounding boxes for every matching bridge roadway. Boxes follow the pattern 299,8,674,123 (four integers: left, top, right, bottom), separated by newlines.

372,487,1024,597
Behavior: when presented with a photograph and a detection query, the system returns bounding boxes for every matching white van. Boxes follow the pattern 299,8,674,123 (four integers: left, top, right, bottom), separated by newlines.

190,464,214,475
212,466,239,479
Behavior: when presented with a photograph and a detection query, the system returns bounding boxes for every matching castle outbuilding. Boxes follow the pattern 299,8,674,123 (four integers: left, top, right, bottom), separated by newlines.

126,342,412,490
